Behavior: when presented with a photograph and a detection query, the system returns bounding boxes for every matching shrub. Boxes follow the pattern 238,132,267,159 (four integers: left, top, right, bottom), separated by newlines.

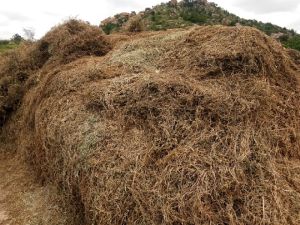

283,35,300,51
102,23,119,34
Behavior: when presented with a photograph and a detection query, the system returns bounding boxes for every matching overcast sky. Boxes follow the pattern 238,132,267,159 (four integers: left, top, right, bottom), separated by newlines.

0,0,299,40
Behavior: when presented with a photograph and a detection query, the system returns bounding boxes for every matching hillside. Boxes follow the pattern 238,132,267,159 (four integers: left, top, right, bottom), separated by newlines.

100,0,300,51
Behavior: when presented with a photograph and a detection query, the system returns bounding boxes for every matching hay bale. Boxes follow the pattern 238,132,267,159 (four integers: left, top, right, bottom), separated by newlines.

19,26,300,224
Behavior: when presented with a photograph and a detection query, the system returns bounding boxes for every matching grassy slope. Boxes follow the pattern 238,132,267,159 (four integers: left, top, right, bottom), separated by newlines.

0,42,18,53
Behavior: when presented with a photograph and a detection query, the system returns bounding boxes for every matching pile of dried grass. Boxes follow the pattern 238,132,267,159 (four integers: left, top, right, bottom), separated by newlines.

122,15,145,33
288,49,300,67
0,19,110,128
0,43,39,126
39,19,111,65
18,26,300,224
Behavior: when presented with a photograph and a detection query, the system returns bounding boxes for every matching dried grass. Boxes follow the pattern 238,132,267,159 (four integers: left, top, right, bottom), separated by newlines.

39,19,111,65
13,25,300,224
0,43,37,126
0,19,111,128
123,15,145,33
0,156,74,225
287,49,300,67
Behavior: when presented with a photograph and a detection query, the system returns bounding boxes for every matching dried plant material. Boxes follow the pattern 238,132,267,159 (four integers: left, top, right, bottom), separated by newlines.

0,19,111,127
1,23,300,225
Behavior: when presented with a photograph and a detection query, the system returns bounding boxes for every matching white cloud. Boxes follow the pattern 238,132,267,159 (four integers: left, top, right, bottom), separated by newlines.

232,0,299,13
0,11,31,22
214,0,300,32
0,0,299,40
0,0,170,39
291,19,300,32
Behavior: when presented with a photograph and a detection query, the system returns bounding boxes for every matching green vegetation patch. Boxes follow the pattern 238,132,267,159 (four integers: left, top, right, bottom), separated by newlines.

0,41,19,53
283,35,300,51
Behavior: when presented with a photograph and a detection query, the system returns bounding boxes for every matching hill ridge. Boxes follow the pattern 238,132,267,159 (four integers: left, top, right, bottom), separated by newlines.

100,0,300,51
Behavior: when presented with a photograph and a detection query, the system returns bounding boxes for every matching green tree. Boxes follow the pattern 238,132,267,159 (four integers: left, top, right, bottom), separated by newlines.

284,36,300,51
11,34,23,44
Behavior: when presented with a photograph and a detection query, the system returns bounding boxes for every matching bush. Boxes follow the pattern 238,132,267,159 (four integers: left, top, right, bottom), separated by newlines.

102,23,119,34
181,9,208,24
283,35,300,51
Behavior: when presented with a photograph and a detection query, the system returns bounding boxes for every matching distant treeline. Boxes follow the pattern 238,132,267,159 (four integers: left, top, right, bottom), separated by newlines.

0,34,23,53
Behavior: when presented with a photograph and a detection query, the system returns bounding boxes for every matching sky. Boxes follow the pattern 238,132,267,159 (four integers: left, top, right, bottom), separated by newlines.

0,0,299,40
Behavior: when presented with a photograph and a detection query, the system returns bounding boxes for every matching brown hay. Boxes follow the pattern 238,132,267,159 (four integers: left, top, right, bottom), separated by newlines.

0,43,37,126
0,19,111,129
17,26,300,224
123,15,145,33
287,49,300,67
39,19,111,65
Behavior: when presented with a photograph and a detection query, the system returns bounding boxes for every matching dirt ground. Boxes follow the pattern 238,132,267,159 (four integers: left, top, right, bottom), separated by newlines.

0,154,71,225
